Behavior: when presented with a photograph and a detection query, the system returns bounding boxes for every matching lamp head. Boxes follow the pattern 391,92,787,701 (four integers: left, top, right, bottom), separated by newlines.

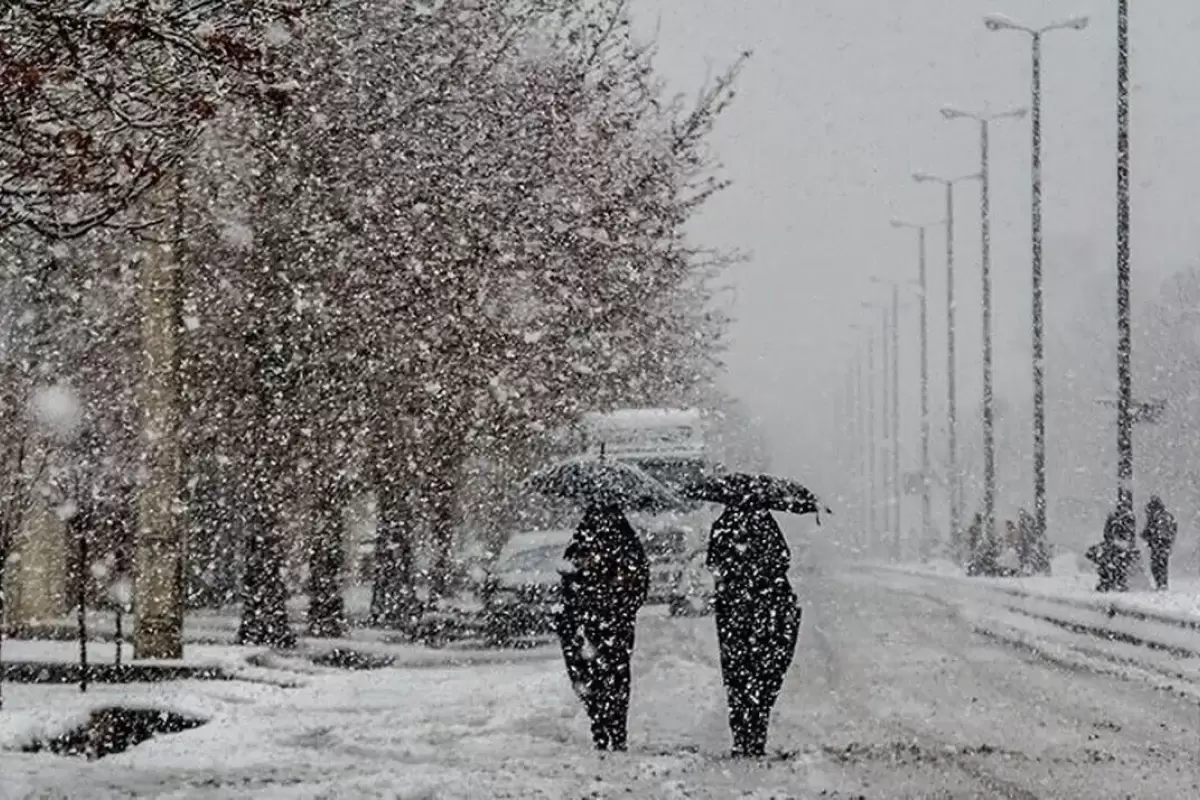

983,13,1019,32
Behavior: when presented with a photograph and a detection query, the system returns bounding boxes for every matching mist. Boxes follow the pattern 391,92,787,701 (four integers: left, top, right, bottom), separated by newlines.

635,0,1200,556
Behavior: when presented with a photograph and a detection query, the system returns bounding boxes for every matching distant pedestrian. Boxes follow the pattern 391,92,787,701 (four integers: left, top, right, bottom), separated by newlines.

555,503,650,751
707,504,801,758
1141,495,1177,591
1089,507,1137,592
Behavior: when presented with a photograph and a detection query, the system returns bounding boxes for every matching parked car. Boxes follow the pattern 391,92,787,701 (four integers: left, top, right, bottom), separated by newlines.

643,525,690,606
480,529,573,646
668,548,714,617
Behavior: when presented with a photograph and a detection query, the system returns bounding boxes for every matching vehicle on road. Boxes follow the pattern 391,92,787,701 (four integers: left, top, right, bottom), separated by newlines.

480,529,573,646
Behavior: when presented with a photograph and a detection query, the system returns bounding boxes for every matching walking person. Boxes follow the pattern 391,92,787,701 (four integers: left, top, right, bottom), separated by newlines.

555,503,650,751
1089,507,1137,592
706,503,802,757
1141,495,1177,591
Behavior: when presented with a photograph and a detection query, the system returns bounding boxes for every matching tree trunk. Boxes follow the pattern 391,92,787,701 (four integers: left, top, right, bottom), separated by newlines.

370,483,419,631
307,480,346,638
237,458,295,648
134,174,184,661
425,469,459,602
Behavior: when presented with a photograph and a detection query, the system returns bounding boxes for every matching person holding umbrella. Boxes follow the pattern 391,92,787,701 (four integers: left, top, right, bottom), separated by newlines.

527,457,678,751
684,471,827,758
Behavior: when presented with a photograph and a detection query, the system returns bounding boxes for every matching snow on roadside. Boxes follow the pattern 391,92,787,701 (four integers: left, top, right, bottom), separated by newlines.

883,561,1200,624
0,614,762,799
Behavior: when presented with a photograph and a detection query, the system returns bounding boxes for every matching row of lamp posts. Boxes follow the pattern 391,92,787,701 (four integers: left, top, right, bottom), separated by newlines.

848,6,1134,557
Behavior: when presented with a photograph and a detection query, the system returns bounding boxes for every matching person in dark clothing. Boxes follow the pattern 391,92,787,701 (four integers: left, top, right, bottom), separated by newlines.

1141,495,1177,591
555,503,650,751
1089,507,1137,592
706,504,802,758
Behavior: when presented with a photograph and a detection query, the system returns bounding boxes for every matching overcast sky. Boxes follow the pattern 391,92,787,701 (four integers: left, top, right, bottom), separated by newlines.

635,0,1200,543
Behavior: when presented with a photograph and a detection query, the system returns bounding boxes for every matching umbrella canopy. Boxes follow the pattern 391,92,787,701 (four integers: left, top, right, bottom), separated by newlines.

526,457,685,513
681,471,831,517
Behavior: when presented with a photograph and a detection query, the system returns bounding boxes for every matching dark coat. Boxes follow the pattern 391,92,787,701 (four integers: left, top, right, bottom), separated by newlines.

561,505,649,621
1142,496,1177,551
706,505,801,757
556,505,650,751
706,505,792,601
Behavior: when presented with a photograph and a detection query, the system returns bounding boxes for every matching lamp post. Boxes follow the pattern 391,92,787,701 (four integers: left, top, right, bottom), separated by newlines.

1115,0,1133,517
912,170,981,546
863,299,893,555
889,219,944,550
984,11,1090,552
941,104,1027,548
869,278,904,558
851,322,878,550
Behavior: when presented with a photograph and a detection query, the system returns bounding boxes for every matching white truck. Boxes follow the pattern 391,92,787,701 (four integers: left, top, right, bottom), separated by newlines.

563,407,718,614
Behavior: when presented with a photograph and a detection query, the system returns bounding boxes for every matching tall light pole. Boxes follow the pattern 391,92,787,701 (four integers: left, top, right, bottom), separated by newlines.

859,325,879,550
890,218,943,550
848,341,869,547
941,104,1027,547
984,11,1090,556
870,277,904,558
912,170,981,546
850,322,877,550
1115,0,1133,517
863,299,892,554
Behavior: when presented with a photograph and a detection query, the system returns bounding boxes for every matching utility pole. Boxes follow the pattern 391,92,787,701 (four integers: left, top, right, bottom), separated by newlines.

1116,0,1133,517
869,278,905,558
866,331,877,551
942,105,1027,547
864,300,893,554
889,220,943,550
984,9,1090,558
889,282,901,557
913,170,981,543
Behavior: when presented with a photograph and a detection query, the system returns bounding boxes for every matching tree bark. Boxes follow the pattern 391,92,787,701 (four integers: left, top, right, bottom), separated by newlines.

307,479,346,638
370,482,419,631
425,464,460,602
237,455,296,648
134,174,184,661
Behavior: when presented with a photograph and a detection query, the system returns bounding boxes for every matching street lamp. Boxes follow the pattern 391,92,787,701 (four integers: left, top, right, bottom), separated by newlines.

862,299,893,557
941,104,1027,551
912,170,981,546
869,277,906,559
984,10,1090,566
889,218,944,551
849,322,877,551
1116,0,1133,517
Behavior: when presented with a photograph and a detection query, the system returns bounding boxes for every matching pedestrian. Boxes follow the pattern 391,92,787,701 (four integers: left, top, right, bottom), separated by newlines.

1090,507,1137,592
1141,495,1177,591
555,502,650,752
706,503,802,758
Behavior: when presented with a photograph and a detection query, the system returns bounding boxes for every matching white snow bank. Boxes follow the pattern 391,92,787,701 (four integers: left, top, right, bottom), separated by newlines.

880,562,1200,628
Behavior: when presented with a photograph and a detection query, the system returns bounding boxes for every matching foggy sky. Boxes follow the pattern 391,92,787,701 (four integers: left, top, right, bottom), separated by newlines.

636,0,1200,544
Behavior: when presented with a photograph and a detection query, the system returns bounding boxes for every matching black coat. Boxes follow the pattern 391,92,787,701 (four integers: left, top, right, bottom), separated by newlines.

561,506,650,621
1142,498,1177,551
706,505,792,603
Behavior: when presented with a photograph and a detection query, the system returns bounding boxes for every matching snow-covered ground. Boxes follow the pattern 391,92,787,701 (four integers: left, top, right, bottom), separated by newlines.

4,568,1200,798
885,555,1200,621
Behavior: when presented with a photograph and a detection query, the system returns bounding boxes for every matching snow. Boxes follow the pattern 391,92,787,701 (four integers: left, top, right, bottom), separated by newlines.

0,614,731,798
7,569,1200,797
882,559,1200,623
29,384,82,438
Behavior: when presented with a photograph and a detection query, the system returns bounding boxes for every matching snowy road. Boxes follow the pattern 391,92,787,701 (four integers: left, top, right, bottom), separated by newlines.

4,568,1199,798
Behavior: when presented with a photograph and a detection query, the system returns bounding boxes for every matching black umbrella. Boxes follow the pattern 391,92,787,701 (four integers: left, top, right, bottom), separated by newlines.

526,457,685,513
681,471,832,518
